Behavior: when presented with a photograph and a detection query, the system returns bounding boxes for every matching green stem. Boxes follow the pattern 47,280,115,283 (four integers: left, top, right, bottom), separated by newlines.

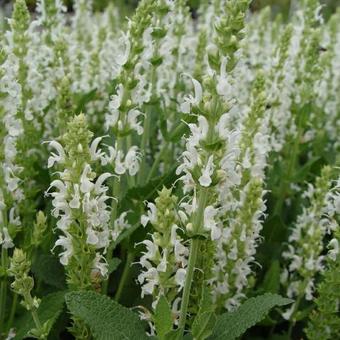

146,143,168,182
126,135,135,188
178,188,209,336
0,247,8,331
114,251,134,302
269,107,305,242
31,308,43,331
111,137,124,221
287,281,307,337
138,32,162,186
6,293,18,331
178,238,200,335
103,137,125,295
138,104,152,186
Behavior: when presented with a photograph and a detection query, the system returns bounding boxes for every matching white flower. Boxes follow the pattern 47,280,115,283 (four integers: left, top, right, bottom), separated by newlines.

5,328,16,340
175,268,187,291
105,110,119,130
114,150,126,175
141,202,157,227
92,254,108,278
80,164,94,193
86,227,99,245
328,238,339,261
0,228,14,249
125,146,141,176
127,109,144,135
112,212,130,241
180,77,202,113
94,173,112,195
188,115,209,145
174,240,189,266
69,184,81,209
138,267,159,297
101,146,117,166
157,250,168,272
54,235,73,266
9,208,21,226
90,137,105,162
216,113,230,139
140,240,158,260
305,279,315,301
116,33,131,66
47,141,66,168
282,303,295,320
141,215,149,228
199,155,214,187
217,57,232,97
109,84,124,110
204,205,221,240
333,194,340,214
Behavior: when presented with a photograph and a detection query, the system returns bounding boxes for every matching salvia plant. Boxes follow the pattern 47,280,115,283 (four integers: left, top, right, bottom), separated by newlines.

0,0,339,339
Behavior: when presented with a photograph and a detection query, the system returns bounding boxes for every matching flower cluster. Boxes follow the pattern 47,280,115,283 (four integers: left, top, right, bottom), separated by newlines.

138,187,189,330
8,248,49,338
281,166,339,320
47,114,112,287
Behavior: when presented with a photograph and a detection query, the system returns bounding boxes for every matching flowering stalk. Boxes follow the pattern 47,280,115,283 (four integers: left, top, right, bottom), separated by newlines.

305,223,340,340
8,249,46,339
210,74,269,311
138,187,189,334
104,0,156,213
281,166,336,323
47,114,113,337
0,0,33,329
171,0,253,333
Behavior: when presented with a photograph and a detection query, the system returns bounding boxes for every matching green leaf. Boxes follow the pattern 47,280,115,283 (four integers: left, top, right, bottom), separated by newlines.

14,291,65,339
197,287,214,314
209,293,293,340
260,260,281,294
111,222,140,250
154,295,173,339
192,287,216,339
293,156,320,182
124,167,177,202
65,290,148,340
31,253,66,289
75,88,97,113
164,328,184,340
107,257,121,274
192,312,217,340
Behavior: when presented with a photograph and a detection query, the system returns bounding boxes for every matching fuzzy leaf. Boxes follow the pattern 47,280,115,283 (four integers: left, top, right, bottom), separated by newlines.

209,294,293,340
31,253,66,289
154,295,173,339
260,260,281,294
198,287,215,314
108,257,122,274
75,88,97,113
111,222,140,250
192,311,217,340
164,329,184,340
65,290,148,340
124,167,177,201
192,287,216,339
14,291,65,339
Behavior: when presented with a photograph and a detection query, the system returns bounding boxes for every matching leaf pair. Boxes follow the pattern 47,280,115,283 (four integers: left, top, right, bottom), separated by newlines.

65,291,148,340
13,291,65,339
210,293,292,340
65,291,292,340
